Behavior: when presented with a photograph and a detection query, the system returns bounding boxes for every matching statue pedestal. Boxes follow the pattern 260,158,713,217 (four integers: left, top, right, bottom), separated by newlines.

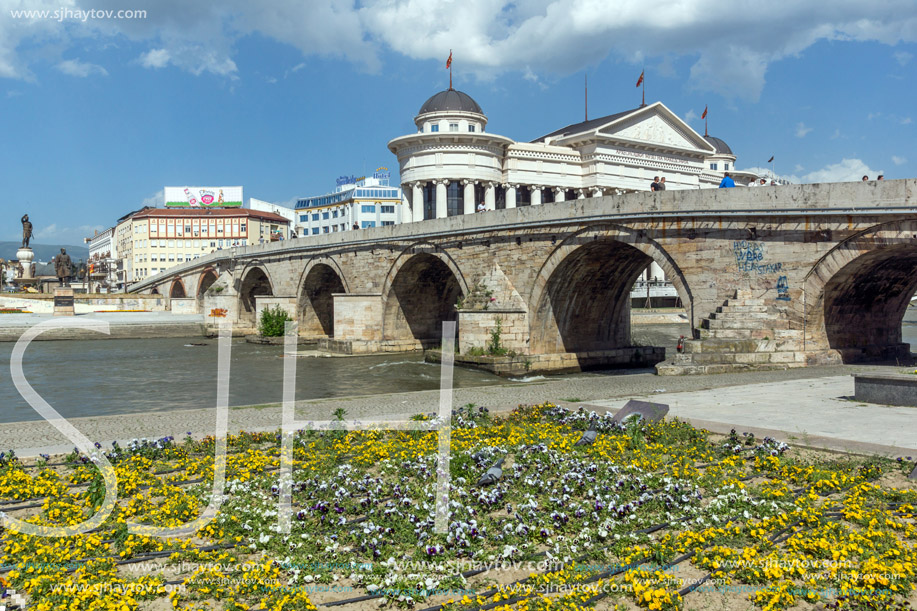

53,287,75,317
16,248,34,279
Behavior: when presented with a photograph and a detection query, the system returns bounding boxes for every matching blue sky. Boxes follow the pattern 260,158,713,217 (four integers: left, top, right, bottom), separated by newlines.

1,0,915,246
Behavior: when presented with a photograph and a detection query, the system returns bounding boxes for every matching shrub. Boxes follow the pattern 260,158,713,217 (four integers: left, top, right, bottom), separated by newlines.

259,305,292,337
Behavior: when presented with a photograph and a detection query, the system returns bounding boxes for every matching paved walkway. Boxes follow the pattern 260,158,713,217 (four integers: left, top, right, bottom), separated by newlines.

1,364,915,459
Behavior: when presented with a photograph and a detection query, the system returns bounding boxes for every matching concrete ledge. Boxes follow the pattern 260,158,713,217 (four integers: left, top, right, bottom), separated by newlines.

854,373,917,407
427,346,665,377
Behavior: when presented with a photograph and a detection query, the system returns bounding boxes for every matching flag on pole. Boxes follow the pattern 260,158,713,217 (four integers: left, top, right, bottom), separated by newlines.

767,156,774,163
636,70,644,87
446,51,452,69
701,105,707,119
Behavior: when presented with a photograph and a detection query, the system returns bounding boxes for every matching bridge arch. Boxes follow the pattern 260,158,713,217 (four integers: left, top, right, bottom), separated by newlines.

197,267,218,297
237,263,274,327
298,258,349,338
804,219,917,362
381,244,469,347
169,278,187,299
528,224,691,355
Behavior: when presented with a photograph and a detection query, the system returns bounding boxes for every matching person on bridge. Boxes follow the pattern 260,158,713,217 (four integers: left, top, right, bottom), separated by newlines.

658,177,666,190
718,172,735,188
650,176,660,191
476,201,486,213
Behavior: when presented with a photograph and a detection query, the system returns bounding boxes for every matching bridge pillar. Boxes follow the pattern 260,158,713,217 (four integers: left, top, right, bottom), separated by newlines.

554,187,566,203
319,293,384,354
505,185,517,208
531,187,542,206
435,181,448,219
411,183,424,223
485,184,495,211
463,180,475,215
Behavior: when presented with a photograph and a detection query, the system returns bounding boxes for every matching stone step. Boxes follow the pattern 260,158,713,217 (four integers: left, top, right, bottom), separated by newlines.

725,298,766,307
683,338,805,354
656,360,807,376
703,318,791,330
709,310,773,320
687,351,805,365
700,328,801,340
734,290,767,300
716,305,770,314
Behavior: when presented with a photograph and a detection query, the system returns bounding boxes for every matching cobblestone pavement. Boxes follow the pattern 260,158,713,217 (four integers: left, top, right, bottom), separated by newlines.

0,362,905,457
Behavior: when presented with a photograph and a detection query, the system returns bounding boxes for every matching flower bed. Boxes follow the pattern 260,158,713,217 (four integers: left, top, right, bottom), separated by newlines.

0,406,914,610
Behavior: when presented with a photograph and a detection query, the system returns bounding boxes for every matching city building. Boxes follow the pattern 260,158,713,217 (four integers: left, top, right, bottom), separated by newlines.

249,198,297,235
114,206,153,292
387,89,758,222
84,227,117,292
294,169,404,236
119,208,290,285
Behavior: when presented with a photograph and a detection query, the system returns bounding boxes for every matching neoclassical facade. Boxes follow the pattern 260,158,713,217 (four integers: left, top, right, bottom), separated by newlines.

388,89,744,223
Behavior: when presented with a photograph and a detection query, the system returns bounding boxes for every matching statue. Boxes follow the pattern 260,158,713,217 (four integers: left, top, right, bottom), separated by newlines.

21,215,32,248
54,248,72,286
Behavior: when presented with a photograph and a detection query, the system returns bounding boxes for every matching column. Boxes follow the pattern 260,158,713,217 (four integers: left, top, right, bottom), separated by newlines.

505,185,517,209
463,180,475,215
531,186,542,206
435,180,448,219
412,183,424,223
485,183,495,210
554,188,566,203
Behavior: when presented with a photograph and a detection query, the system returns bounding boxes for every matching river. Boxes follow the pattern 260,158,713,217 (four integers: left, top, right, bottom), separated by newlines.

0,312,914,424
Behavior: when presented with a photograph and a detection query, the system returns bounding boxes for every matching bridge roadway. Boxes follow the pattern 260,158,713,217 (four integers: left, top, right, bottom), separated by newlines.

131,179,917,375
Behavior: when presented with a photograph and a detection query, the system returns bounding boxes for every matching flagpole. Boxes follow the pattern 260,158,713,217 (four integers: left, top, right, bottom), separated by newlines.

449,49,453,90
642,66,645,106
585,74,588,121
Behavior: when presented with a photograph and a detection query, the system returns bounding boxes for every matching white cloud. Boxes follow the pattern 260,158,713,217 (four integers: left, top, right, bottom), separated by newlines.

2,1,917,100
139,48,170,69
901,117,913,124
794,164,804,172
802,158,880,183
56,58,108,77
867,112,882,120
892,155,907,165
34,223,104,245
141,190,163,208
894,50,913,65
830,128,841,139
795,122,813,138
684,109,698,122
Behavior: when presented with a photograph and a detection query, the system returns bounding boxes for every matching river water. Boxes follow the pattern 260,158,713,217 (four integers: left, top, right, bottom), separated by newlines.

0,314,914,424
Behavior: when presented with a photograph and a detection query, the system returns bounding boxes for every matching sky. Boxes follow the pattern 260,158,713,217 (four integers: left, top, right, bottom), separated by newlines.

1,0,915,246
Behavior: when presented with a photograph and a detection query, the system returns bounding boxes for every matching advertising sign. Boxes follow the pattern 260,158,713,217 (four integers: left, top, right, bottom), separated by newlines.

164,186,243,208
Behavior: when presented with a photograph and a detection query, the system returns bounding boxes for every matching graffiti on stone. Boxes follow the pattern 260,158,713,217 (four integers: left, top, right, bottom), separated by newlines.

733,241,783,275
776,275,791,301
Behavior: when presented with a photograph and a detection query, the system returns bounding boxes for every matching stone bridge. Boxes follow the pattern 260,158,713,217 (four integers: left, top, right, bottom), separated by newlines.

131,180,917,375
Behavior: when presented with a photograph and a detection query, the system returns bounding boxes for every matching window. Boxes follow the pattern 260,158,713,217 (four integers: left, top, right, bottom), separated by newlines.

332,210,338,218
468,125,476,132
381,221,395,226
381,205,395,214
322,211,330,220
430,124,439,132
724,163,730,171
311,213,320,221
300,215,307,222
710,163,718,171
449,123,459,132
240,223,246,233
168,240,174,248
159,240,165,248
312,228,319,235
168,254,175,262
151,254,158,262
323,227,329,233
361,221,376,228
361,204,375,213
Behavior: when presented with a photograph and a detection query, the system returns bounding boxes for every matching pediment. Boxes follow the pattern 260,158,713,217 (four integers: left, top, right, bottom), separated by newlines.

599,111,707,151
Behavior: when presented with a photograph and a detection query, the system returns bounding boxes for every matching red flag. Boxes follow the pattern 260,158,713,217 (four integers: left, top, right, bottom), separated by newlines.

701,105,707,119
636,70,644,87
446,51,452,69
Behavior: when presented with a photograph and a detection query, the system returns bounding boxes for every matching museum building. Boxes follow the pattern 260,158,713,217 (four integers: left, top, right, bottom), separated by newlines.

387,88,748,223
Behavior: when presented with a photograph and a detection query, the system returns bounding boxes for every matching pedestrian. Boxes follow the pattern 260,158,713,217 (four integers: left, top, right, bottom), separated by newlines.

748,179,757,187
352,222,359,230
718,172,735,188
658,177,666,190
476,201,486,213
650,176,660,191
878,175,884,181
759,178,767,186
862,175,868,181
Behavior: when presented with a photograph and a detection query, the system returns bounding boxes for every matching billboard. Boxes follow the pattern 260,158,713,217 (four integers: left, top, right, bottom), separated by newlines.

164,186,243,208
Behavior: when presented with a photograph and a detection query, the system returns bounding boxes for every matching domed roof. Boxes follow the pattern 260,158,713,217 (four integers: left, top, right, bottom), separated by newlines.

704,135,734,156
418,89,483,115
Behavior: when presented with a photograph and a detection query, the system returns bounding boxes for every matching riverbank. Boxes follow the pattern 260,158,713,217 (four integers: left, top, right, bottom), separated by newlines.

3,362,915,459
0,311,208,341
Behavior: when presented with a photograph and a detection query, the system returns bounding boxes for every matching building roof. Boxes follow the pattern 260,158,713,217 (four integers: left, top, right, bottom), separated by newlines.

418,89,483,115
703,135,734,156
532,107,642,143
132,208,290,224
117,206,155,224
